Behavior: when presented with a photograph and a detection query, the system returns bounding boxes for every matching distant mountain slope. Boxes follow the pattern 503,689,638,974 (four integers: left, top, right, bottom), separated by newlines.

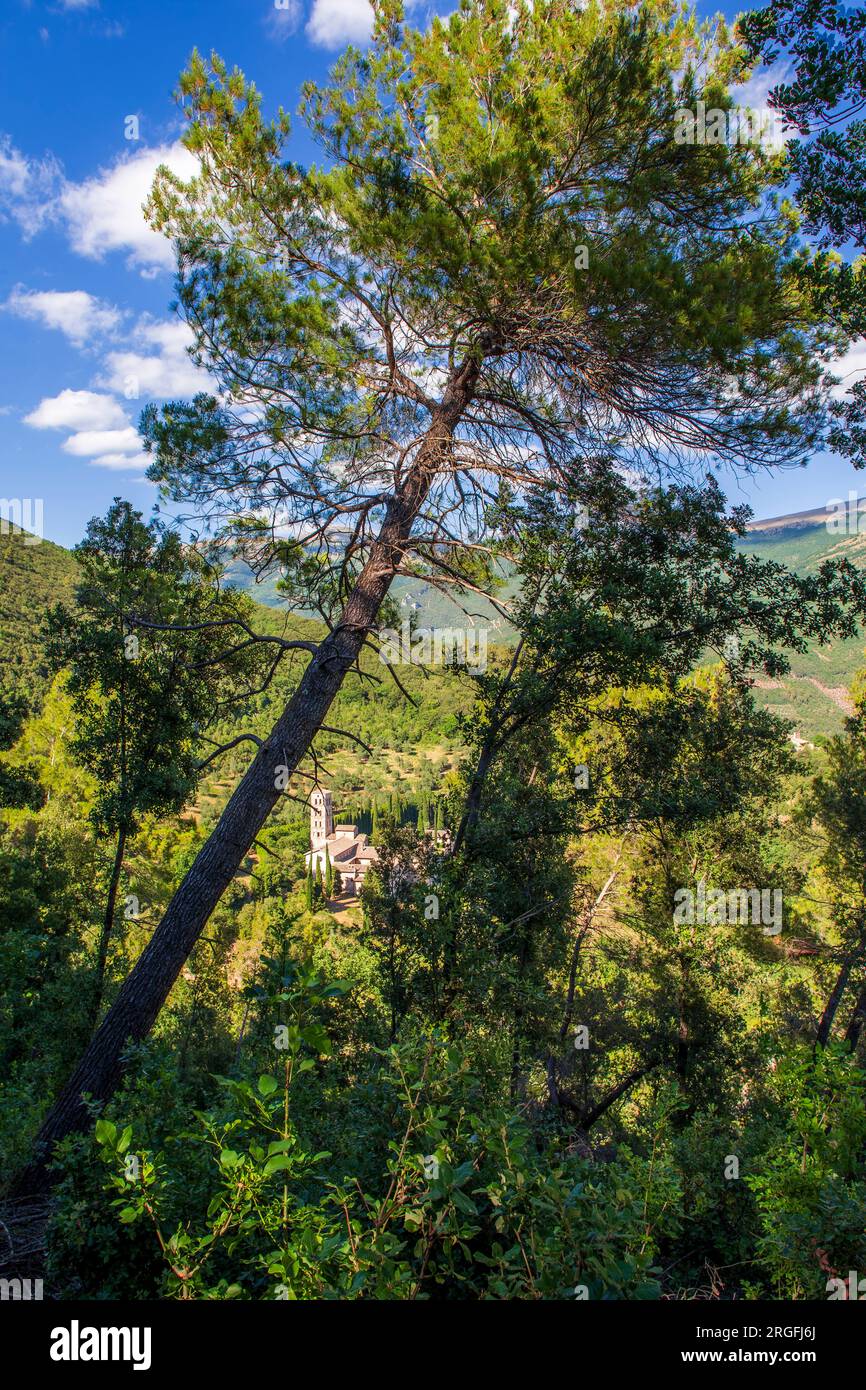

3,503,864,738
220,558,519,636
224,507,866,739
0,527,79,704
735,510,866,738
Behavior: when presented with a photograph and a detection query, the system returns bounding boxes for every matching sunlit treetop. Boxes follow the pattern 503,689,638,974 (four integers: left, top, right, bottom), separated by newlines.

143,0,843,624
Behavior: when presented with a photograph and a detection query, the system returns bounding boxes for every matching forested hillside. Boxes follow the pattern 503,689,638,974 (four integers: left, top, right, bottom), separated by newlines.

3,495,866,1302
0,524,470,802
737,512,866,736
7,506,864,748
227,510,866,739
0,527,79,703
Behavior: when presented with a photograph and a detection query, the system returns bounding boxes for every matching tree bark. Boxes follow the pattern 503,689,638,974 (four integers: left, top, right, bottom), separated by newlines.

815,952,855,1049
14,361,483,1193
579,1060,660,1131
450,740,496,859
547,1059,660,1130
87,825,128,1035
450,637,524,858
844,981,866,1052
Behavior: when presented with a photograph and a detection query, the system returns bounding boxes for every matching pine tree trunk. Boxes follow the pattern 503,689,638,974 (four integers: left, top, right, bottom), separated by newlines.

449,636,524,857
815,952,855,1049
451,741,495,857
15,364,483,1193
844,981,866,1051
87,825,128,1035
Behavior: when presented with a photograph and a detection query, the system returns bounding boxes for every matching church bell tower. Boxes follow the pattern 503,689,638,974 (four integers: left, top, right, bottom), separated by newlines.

310,788,334,849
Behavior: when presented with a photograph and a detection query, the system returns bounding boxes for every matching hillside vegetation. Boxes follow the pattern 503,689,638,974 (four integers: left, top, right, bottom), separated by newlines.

17,508,855,742
0,527,79,703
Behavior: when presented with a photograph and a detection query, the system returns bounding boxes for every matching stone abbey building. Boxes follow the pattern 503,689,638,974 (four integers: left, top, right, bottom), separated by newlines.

305,788,379,897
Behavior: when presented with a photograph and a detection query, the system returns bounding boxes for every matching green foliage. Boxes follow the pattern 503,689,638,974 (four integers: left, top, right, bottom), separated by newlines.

140,0,835,626
86,1015,671,1300
746,1046,866,1299
46,499,263,839
0,527,78,707
739,0,866,463
0,685,43,810
10,0,866,1310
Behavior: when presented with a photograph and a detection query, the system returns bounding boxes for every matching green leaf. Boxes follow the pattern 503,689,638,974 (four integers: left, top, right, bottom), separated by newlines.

266,1138,295,1156
95,1119,117,1147
264,1154,295,1176
300,1024,331,1055
451,1189,478,1216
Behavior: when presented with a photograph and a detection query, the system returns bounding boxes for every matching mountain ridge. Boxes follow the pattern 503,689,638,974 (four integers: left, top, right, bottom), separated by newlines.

3,502,865,738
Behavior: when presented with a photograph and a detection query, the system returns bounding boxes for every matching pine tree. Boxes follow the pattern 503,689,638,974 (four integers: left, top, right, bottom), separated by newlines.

27,0,845,1177
305,862,314,911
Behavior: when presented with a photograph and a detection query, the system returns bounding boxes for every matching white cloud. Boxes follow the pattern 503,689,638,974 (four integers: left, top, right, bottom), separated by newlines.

830,340,866,399
6,287,121,347
136,319,191,353
731,63,796,151
0,135,195,268
305,0,427,51
306,0,375,48
57,0,100,10
101,348,208,398
0,140,30,198
265,0,302,41
0,136,61,237
58,142,198,271
87,452,152,471
732,66,789,113
23,392,147,470
62,426,142,457
24,390,129,432
99,315,212,398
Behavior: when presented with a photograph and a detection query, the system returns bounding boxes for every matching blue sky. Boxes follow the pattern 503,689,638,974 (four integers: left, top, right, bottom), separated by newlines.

0,0,863,548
